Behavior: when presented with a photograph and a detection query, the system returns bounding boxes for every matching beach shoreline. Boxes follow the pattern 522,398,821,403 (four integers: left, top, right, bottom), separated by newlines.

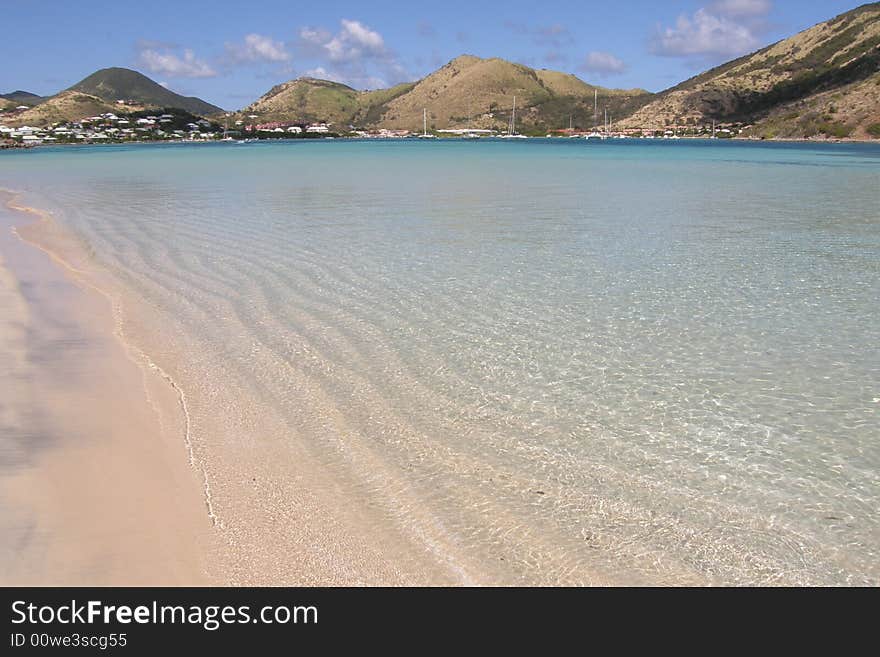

1,135,875,586
0,190,474,586
1,134,877,151
0,190,214,585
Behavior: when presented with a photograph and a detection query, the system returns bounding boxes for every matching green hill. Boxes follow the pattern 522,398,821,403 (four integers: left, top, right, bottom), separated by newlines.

68,67,223,116
234,78,361,125
0,90,46,106
2,91,143,127
236,55,653,133
230,77,419,128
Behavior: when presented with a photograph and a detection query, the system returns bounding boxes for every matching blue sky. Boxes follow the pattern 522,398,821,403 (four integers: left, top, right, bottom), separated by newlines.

0,0,864,109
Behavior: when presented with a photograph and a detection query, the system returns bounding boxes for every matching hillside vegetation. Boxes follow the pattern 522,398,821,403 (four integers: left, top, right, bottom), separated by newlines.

618,2,880,138
4,4,879,139
378,56,652,132
0,91,45,106
235,55,652,132
234,78,362,125
3,91,144,127
70,68,223,116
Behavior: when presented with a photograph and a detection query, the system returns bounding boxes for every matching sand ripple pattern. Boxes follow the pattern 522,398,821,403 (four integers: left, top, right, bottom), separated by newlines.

2,140,878,585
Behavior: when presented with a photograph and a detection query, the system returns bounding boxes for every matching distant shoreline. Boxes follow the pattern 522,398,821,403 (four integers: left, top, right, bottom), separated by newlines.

2,134,879,152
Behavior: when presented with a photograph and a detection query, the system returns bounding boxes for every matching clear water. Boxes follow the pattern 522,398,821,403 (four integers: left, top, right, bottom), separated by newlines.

2,139,878,584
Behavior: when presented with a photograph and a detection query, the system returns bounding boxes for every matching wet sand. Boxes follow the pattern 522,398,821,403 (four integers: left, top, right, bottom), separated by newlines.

0,192,212,585
0,192,465,586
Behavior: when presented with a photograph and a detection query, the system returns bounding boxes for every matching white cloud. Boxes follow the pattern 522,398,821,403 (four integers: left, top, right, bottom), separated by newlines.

299,27,332,48
298,20,387,62
302,66,343,82
137,47,216,78
710,0,772,18
321,19,386,62
225,33,290,64
651,8,763,59
579,51,628,76
302,66,387,89
296,19,408,89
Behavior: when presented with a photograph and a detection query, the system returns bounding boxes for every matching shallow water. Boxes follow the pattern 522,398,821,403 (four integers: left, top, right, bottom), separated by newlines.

2,139,878,584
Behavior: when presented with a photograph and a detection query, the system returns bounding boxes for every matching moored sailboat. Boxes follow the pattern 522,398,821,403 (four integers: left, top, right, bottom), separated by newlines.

500,96,528,139
418,108,437,139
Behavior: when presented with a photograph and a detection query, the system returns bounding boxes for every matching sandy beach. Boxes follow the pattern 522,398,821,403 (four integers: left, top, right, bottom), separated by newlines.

1,136,877,587
0,192,212,585
0,191,467,586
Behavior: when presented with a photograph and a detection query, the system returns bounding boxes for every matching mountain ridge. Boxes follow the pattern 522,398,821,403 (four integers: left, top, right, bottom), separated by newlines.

0,90,46,106
232,54,653,132
3,5,880,140
617,2,880,138
69,67,223,116
4,91,147,127
2,68,223,127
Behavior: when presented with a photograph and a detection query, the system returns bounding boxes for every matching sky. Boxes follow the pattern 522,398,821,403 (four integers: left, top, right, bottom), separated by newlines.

0,0,866,110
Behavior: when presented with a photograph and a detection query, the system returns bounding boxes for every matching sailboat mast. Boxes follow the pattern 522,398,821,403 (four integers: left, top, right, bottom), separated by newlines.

423,108,427,136
594,89,598,126
511,95,516,135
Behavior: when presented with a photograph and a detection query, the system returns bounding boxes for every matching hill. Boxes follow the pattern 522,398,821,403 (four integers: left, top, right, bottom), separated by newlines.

618,2,880,139
378,56,651,132
232,78,419,127
69,67,223,116
3,91,144,127
235,78,361,125
0,90,46,106
235,55,653,133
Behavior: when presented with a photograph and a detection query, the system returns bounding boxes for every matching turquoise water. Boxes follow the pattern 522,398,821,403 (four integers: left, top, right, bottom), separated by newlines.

2,139,878,584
